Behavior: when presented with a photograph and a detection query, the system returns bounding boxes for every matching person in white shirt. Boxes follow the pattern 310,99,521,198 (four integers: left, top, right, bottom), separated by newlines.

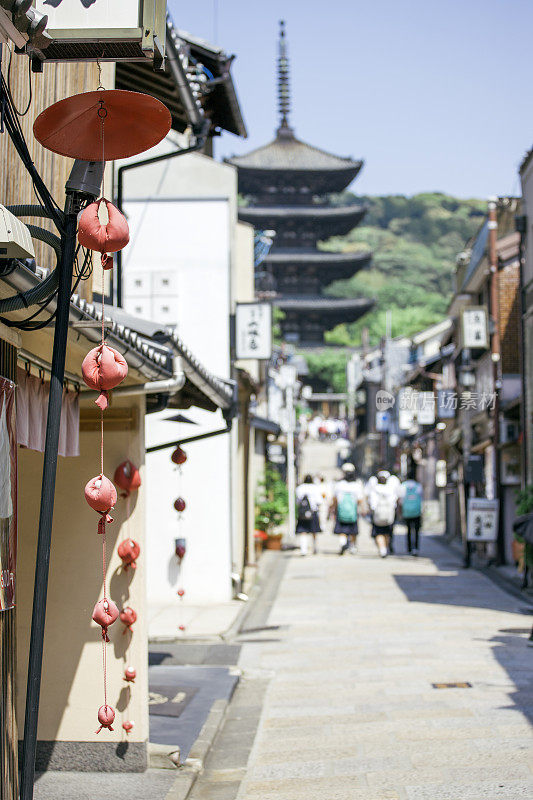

295,475,323,555
368,470,398,558
331,463,365,555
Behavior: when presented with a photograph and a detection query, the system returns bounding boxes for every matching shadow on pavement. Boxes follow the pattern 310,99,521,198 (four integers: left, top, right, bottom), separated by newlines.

392,534,533,729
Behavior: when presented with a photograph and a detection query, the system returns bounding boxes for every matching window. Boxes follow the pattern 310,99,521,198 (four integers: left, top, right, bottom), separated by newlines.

135,306,142,314
162,306,169,313
134,279,142,287
162,278,169,286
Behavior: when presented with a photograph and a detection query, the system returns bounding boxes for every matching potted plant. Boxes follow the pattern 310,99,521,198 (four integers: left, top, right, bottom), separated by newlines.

255,466,289,550
513,486,533,573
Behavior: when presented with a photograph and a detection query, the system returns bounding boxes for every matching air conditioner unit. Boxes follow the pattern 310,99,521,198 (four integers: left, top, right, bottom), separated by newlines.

0,205,35,260
31,0,165,65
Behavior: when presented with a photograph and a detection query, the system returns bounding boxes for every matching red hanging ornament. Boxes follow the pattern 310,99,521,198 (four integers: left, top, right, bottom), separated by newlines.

174,497,186,513
175,541,186,561
171,446,187,466
177,589,185,597
92,598,119,642
96,704,115,733
85,474,117,514
120,606,137,634
118,538,141,570
178,624,186,632
78,198,130,269
124,666,136,683
122,721,134,734
113,460,141,498
82,344,128,410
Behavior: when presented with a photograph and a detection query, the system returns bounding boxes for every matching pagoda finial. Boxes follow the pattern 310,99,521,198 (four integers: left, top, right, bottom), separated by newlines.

277,20,293,137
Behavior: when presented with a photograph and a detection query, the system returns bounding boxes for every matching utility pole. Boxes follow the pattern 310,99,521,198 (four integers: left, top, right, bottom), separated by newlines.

279,364,297,541
488,197,504,563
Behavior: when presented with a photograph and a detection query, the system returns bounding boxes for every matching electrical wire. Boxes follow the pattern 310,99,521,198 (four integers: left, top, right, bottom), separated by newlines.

6,45,32,117
0,69,63,230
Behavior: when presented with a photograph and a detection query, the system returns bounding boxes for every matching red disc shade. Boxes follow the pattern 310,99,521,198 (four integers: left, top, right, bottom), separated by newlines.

33,90,172,161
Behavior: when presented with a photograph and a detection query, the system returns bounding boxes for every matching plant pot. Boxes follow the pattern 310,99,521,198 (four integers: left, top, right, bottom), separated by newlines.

266,535,282,551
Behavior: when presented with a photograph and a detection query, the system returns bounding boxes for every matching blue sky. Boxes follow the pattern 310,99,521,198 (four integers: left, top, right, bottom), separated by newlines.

168,0,533,199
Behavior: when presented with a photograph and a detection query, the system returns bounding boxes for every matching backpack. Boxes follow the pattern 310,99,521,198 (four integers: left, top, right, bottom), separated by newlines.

372,485,396,527
402,481,422,519
337,491,358,524
297,493,313,521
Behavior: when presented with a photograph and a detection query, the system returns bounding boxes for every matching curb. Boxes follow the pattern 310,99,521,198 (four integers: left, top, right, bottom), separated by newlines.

158,697,233,800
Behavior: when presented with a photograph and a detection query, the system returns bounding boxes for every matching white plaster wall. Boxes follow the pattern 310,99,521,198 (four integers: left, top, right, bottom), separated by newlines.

121,154,236,615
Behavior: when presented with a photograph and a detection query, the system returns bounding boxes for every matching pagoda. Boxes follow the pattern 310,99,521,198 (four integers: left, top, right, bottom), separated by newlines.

227,21,373,346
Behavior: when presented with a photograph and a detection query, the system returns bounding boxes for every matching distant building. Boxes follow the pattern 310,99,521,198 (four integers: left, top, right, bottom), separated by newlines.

227,21,373,347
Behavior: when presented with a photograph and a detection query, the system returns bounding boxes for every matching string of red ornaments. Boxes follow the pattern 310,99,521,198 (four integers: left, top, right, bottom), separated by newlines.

80,100,131,734
33,85,172,738
172,446,188,633
115,460,141,735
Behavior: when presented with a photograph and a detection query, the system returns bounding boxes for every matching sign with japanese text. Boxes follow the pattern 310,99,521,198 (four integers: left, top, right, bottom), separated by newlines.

462,307,489,350
0,379,16,612
236,303,272,360
466,498,499,542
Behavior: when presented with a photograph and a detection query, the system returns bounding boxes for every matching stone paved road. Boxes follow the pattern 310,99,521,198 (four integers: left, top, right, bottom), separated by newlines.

232,523,533,800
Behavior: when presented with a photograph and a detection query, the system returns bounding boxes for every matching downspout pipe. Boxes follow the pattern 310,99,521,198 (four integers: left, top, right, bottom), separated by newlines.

488,197,504,564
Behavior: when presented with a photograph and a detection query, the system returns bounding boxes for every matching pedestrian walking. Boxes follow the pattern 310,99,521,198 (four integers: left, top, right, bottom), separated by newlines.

399,471,423,554
332,463,364,555
295,475,322,555
386,470,402,554
368,470,398,557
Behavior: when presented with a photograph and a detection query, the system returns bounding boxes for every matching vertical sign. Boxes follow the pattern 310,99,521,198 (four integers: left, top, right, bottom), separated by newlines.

0,379,16,611
462,307,488,349
236,303,272,360
466,498,499,542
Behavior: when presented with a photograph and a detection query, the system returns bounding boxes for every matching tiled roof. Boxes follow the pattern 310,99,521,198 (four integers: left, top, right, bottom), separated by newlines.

274,296,374,312
227,131,362,173
264,249,371,266
238,204,366,221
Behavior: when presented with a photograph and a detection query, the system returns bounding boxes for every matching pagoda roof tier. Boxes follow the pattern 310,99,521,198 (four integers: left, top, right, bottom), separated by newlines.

265,248,371,269
273,295,374,345
227,129,362,195
238,204,366,238
274,295,374,315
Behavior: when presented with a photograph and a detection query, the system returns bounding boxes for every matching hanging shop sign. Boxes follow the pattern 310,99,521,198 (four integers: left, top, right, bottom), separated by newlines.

0,379,16,612
235,303,272,360
33,0,166,63
466,497,499,542
461,307,489,350
398,387,416,431
437,389,456,419
416,391,436,426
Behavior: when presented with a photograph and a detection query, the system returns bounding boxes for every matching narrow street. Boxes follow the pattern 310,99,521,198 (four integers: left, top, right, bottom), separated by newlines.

191,448,533,799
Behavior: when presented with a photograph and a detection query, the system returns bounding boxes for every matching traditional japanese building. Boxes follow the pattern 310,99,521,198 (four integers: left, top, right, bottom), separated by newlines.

227,21,373,346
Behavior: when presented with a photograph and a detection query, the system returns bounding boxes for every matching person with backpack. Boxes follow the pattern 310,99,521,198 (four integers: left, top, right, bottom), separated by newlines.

295,475,323,555
368,470,398,557
399,471,423,554
331,463,364,555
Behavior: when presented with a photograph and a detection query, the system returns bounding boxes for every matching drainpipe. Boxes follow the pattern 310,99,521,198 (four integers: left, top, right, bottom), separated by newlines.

488,198,504,563
515,213,528,486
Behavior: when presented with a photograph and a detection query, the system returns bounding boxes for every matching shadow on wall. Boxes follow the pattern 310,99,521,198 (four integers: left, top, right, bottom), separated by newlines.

16,424,144,769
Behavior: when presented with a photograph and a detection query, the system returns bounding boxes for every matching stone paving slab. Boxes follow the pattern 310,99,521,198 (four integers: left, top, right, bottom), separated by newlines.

234,521,533,800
